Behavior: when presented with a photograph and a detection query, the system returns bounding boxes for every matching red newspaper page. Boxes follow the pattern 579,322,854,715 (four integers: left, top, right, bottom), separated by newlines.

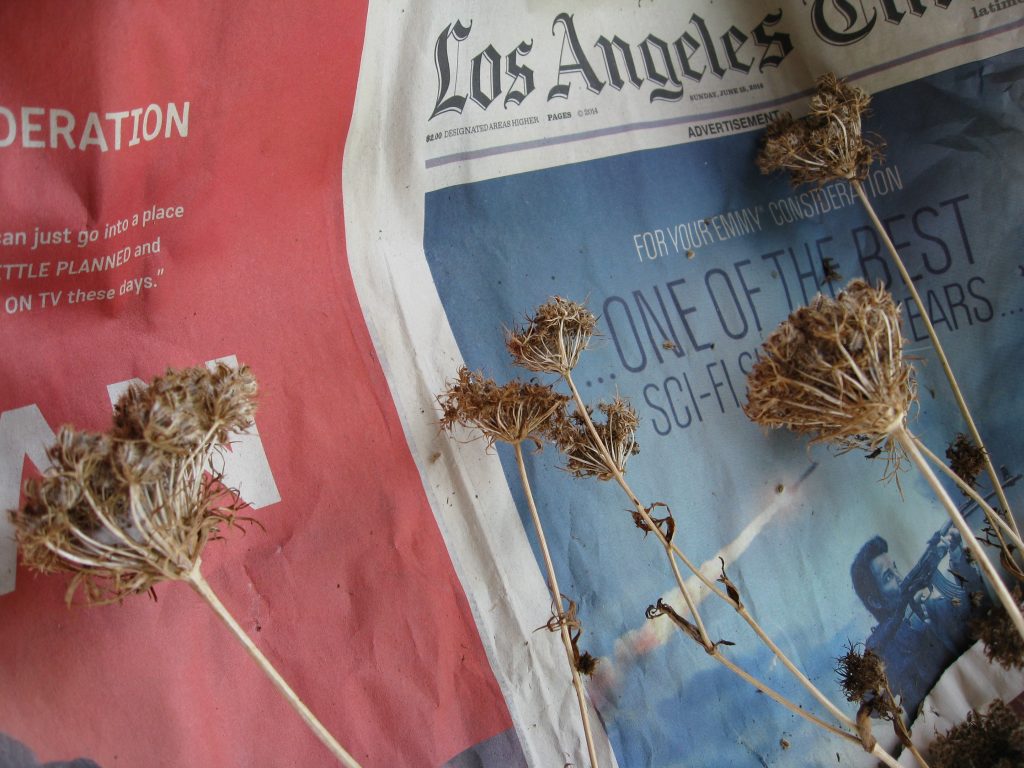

0,3,519,766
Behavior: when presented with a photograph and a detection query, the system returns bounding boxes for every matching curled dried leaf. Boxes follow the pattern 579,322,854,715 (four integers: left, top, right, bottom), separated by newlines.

718,557,742,609
632,502,675,543
646,598,727,654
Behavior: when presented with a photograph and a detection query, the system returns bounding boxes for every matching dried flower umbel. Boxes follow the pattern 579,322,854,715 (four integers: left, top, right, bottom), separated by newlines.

757,73,882,184
946,434,987,492
549,398,640,480
759,72,1020,579
15,364,257,603
507,296,597,375
507,297,913,768
836,645,898,721
744,279,913,463
438,365,601,768
928,699,1024,768
834,644,931,765
438,367,568,448
970,591,1024,670
746,280,1024,651
12,365,361,768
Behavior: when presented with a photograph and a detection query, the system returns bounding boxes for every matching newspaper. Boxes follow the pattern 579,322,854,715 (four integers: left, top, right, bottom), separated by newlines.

345,2,1024,766
1,2,1022,767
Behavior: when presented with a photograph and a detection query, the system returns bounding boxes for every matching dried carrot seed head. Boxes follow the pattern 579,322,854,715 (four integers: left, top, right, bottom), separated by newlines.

113,363,258,452
438,367,568,447
12,364,258,604
506,297,597,375
550,396,640,480
757,73,883,185
744,280,914,456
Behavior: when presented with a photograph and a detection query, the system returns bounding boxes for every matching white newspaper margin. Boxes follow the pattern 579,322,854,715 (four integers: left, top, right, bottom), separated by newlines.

342,6,619,765
898,641,1024,765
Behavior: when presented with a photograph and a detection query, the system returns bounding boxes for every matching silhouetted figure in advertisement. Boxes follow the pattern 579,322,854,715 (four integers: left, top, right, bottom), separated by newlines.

851,529,985,719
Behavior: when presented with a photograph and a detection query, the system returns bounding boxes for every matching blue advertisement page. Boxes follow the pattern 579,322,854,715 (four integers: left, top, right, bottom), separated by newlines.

423,49,1024,767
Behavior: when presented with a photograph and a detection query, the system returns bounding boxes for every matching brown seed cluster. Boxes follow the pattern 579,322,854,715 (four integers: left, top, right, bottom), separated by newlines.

835,644,900,721
744,280,914,457
757,73,883,185
438,367,569,447
113,363,257,451
12,364,258,604
506,297,597,375
928,699,1024,768
970,592,1024,670
946,433,988,491
550,397,640,480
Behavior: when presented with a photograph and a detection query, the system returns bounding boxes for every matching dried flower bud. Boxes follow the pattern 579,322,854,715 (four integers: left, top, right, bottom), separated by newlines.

506,297,597,374
575,651,599,677
946,433,987,491
551,397,640,480
757,73,883,185
835,644,900,722
12,364,259,604
438,367,568,447
744,280,914,457
928,700,1024,768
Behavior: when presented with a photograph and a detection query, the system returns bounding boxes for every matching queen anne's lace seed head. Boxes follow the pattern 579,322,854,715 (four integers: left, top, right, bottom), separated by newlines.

12,364,258,604
549,397,640,480
835,644,900,722
113,363,257,452
744,280,914,458
438,367,569,447
928,700,1024,768
757,73,883,185
506,297,597,375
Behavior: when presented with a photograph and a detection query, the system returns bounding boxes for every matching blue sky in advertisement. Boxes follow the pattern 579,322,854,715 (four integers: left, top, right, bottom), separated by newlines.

424,49,1024,765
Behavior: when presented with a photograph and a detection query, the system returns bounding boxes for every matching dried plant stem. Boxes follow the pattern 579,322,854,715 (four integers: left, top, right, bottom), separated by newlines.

873,743,911,768
710,651,845,741
666,544,861,732
712,650,904,768
186,562,363,768
660,505,933,768
912,436,1024,559
894,428,1024,641
902,733,931,768
560,371,911,766
561,369,712,649
512,442,601,768
852,181,1017,538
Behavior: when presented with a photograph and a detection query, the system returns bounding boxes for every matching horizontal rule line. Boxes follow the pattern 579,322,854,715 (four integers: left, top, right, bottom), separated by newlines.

425,17,1024,170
